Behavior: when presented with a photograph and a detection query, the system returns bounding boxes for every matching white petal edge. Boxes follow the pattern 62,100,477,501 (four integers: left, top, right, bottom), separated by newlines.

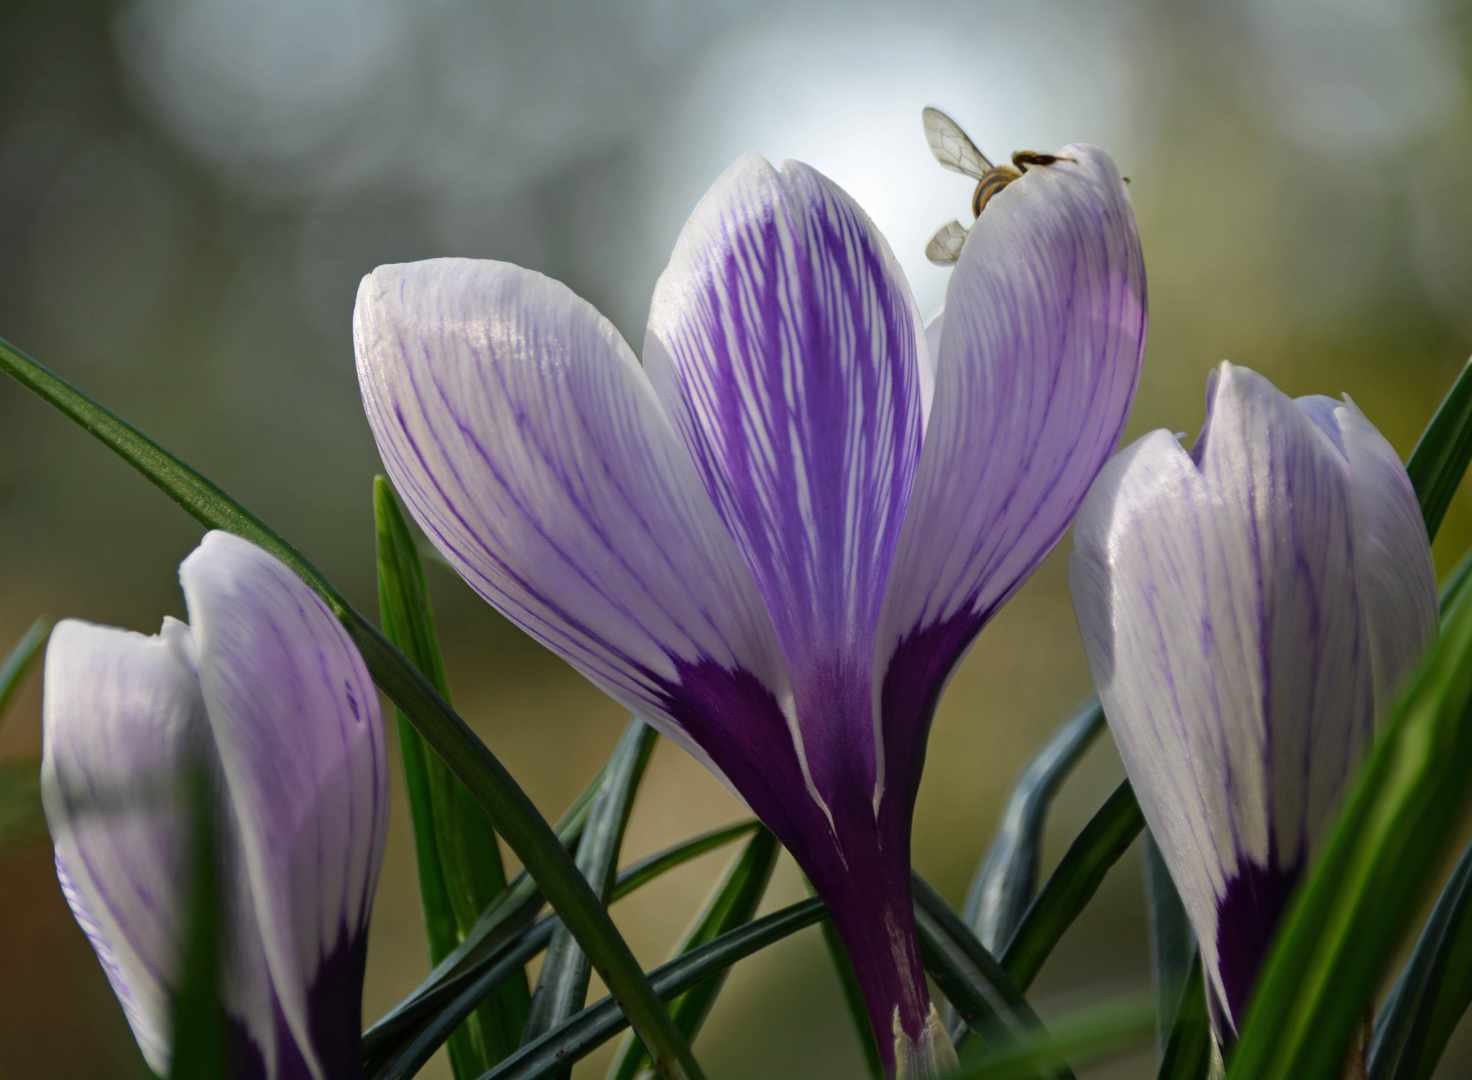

180,531,388,1079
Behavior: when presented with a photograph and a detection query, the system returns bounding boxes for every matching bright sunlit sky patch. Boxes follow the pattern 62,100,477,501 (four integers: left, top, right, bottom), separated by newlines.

103,0,1469,348
642,5,1141,318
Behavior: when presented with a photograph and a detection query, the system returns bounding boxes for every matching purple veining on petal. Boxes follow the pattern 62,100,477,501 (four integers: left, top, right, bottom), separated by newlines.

878,146,1146,807
183,533,387,1070
1213,856,1301,1038
647,156,925,808
1072,364,1391,1057
356,259,789,744
651,655,927,1070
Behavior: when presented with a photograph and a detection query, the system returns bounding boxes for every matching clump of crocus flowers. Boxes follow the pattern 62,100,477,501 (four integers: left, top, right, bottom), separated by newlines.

27,105,1460,1080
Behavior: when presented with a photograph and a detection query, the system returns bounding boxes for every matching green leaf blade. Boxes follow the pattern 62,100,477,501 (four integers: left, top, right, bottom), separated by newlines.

1227,574,1472,1080
1407,356,1472,541
1366,834,1472,1080
951,997,1155,1080
365,815,763,1078
168,773,227,1080
486,900,827,1080
1000,780,1145,993
1155,953,1210,1080
1144,830,1195,1054
911,875,1067,1077
0,617,48,725
963,699,1105,954
376,476,527,1074
522,719,656,1073
608,827,781,1080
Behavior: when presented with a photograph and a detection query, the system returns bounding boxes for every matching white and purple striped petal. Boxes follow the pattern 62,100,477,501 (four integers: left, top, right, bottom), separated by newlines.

43,616,283,1077
181,531,389,1079
43,533,388,1079
877,144,1146,814
355,258,792,787
1069,363,1434,1041
644,153,928,816
1295,394,1438,705
42,618,203,1074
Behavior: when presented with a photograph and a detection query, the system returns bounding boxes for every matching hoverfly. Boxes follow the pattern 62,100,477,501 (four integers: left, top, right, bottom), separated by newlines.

922,107,1071,265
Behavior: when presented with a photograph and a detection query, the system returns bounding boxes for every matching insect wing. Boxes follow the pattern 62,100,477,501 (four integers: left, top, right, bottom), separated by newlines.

922,107,992,179
925,219,969,265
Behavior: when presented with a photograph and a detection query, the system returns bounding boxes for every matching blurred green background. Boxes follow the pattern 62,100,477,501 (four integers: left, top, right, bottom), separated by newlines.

1,0,1472,1076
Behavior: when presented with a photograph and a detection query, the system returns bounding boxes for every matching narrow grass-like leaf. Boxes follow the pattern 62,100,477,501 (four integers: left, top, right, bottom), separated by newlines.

0,617,47,726
1437,545,1472,621
809,875,884,1080
0,760,44,848
950,996,1154,1080
0,338,705,1080
964,699,1105,953
373,920,559,1080
523,719,656,1072
1366,835,1472,1080
1000,780,1144,992
377,476,527,1075
609,821,759,901
910,873,1062,1076
1226,578,1472,1080
1155,953,1210,1080
483,900,827,1080
949,699,1105,1042
168,772,226,1080
1407,356,1472,539
365,817,760,1074
1144,830,1195,1052
608,828,780,1080
366,765,606,1068
1350,419,1472,1080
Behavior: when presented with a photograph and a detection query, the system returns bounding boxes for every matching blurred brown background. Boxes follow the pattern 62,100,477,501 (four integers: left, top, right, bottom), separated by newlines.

1,0,1471,1076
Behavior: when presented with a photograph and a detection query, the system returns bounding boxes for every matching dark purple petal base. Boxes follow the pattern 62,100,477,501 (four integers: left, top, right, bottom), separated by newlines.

230,931,368,1080
656,657,929,1071
1213,856,1301,1042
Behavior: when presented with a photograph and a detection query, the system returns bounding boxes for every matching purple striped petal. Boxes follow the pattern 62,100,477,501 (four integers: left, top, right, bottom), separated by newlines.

180,531,388,1080
42,619,202,1073
1296,395,1438,706
42,617,282,1076
1069,363,1386,1039
355,257,791,785
644,154,928,809
877,144,1145,814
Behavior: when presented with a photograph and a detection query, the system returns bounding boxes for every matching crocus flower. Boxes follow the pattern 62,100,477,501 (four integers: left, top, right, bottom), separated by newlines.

1069,362,1437,1046
42,531,388,1079
355,147,1144,1073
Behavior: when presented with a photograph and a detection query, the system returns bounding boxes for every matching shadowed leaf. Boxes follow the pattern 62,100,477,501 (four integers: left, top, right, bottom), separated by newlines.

376,476,527,1075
